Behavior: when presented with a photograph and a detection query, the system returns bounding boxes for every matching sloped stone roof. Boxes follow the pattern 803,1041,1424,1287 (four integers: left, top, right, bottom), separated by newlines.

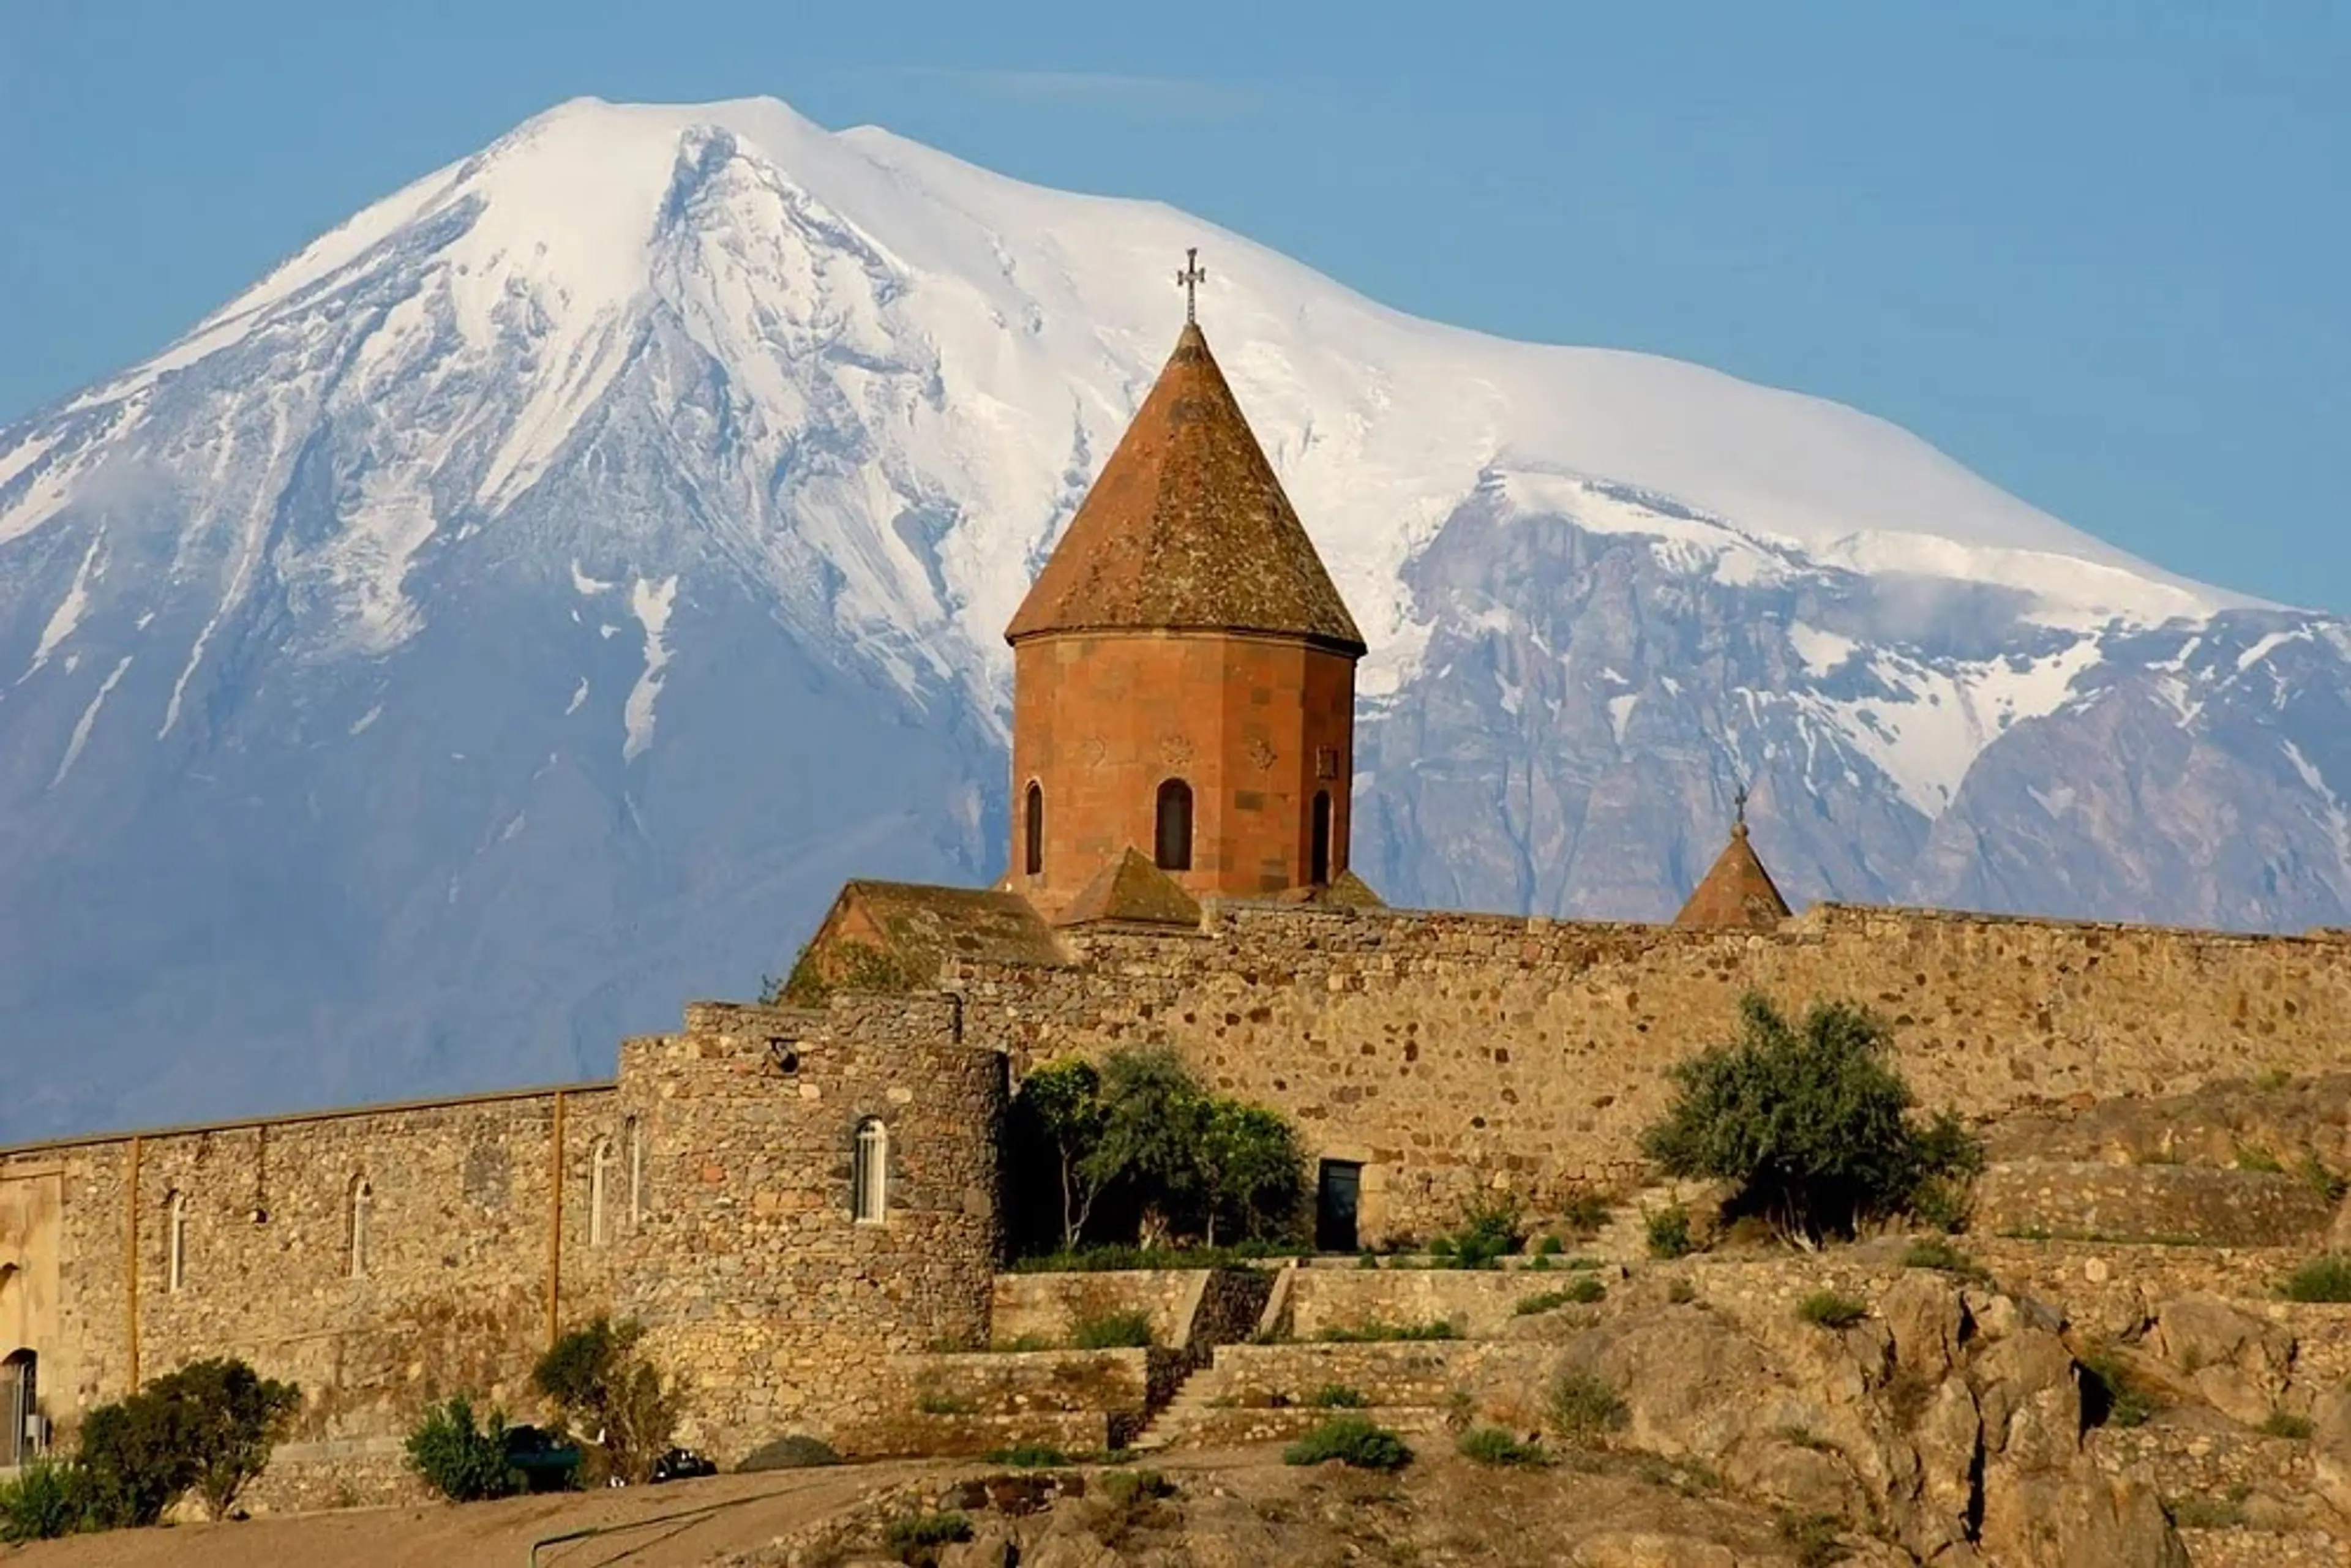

1270,868,1387,909
781,880,1068,1000
1057,847,1204,929
1673,823,1793,930
1005,323,1366,654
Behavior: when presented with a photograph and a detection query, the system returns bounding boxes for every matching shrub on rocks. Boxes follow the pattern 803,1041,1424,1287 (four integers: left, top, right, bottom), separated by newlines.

2282,1253,2351,1302
1457,1427,1549,1466
1283,1416,1412,1470
1797,1291,1869,1330
1547,1369,1627,1443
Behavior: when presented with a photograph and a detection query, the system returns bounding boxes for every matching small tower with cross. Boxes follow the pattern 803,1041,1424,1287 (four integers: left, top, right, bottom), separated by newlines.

1003,249,1367,920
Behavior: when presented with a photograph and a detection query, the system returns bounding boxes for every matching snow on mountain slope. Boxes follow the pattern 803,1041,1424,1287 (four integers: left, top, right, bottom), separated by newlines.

0,96,2344,1139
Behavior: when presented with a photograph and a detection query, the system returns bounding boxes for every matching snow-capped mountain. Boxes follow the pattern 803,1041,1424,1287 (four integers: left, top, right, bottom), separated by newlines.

3,97,2347,1139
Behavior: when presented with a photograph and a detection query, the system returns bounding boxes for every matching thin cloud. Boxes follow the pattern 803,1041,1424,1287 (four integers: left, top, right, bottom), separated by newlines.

864,66,1243,114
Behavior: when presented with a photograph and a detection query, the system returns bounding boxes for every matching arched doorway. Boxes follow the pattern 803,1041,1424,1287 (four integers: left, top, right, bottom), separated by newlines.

0,1348,37,1467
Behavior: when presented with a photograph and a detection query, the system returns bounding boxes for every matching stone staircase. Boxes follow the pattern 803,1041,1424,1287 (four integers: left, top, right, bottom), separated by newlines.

1128,1351,1457,1452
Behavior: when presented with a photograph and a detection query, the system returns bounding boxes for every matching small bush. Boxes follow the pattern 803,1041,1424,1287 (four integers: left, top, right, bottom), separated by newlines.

0,1461,92,1542
2261,1410,2314,1441
2253,1067,2295,1092
986,1444,1069,1468
1909,1176,1973,1234
1644,1204,1695,1259
1900,1239,1988,1280
1457,1427,1548,1467
1547,1369,1627,1442
1533,1234,1564,1257
2079,1349,2160,1429
1097,1468,1175,1507
1776,1509,1850,1567
2298,1154,2349,1204
1423,1198,1523,1269
1797,1291,1868,1330
1308,1384,1367,1408
406,1397,523,1503
736,1434,840,1471
916,1390,977,1416
885,1509,973,1566
1667,1278,1699,1305
1071,1310,1155,1349
1282,1416,1412,1471
1558,1191,1613,1236
2282,1255,2351,1302
1515,1289,1571,1316
2236,1144,2286,1175
1357,1251,1380,1270
1318,1318,1457,1343
533,1317,682,1487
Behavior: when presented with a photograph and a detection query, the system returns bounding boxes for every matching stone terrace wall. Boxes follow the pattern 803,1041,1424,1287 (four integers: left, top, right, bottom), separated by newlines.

616,995,1005,1460
991,1271,1204,1350
956,901,2351,1242
1284,1266,1572,1341
1975,1161,2336,1248
0,1083,626,1497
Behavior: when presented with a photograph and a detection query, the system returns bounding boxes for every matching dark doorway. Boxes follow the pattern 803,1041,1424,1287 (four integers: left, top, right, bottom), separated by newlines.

1314,1160,1362,1253
1310,790,1333,885
0,1351,36,1467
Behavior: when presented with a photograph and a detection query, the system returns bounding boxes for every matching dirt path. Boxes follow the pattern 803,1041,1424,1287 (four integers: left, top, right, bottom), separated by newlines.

3,1461,949,1568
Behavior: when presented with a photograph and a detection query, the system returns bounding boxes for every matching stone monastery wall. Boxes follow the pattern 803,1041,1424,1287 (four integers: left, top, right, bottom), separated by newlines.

954,901,2351,1244
0,991,1008,1493
0,1083,626,1467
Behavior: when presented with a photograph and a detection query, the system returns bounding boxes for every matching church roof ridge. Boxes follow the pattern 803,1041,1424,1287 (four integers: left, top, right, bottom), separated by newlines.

1673,811,1794,930
1005,318,1367,653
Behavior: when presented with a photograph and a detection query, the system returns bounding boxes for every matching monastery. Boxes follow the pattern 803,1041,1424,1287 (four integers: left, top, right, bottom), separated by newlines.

3,287,2350,1502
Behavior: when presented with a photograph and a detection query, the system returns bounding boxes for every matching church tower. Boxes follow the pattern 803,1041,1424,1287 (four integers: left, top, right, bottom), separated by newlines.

1005,261,1366,922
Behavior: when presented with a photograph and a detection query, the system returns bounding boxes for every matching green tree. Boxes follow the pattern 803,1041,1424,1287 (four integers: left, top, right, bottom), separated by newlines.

405,1397,523,1502
144,1359,302,1520
1198,1100,1305,1245
532,1318,682,1485
1081,1047,1211,1244
1640,994,1981,1245
1011,1057,1111,1250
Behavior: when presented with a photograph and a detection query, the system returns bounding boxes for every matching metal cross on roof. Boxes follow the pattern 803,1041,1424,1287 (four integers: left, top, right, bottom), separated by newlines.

1176,247,1205,324
1734,783,1750,827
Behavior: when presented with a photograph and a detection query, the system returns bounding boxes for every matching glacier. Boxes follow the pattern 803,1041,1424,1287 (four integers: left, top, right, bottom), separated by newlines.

0,96,2345,1140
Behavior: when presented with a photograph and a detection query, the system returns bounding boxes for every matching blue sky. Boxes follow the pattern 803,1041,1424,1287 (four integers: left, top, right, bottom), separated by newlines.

2,2,2344,608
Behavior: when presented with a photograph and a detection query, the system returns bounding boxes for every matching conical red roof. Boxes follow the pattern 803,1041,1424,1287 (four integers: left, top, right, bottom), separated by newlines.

1674,821,1793,929
1006,323,1365,653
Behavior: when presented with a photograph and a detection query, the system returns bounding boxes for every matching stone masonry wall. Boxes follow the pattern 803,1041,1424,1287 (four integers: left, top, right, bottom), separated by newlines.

954,901,2351,1243
614,994,1005,1461
0,1083,627,1502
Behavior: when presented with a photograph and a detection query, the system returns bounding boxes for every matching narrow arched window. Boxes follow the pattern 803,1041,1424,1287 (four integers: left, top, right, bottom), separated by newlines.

625,1117,644,1229
166,1191,188,1294
1310,790,1333,886
1155,779,1193,872
1024,782,1044,877
589,1139,612,1247
348,1177,373,1280
852,1119,888,1225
